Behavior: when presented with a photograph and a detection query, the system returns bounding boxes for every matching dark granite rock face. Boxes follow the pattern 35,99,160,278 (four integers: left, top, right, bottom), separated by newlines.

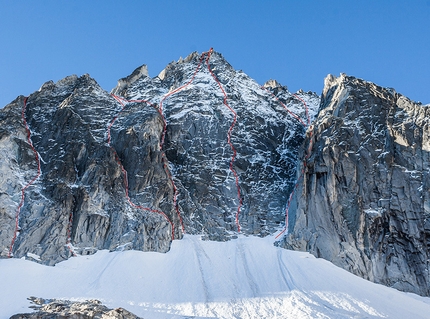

282,74,430,296
116,51,319,240
0,74,174,265
10,297,142,319
1,50,429,297
0,50,319,265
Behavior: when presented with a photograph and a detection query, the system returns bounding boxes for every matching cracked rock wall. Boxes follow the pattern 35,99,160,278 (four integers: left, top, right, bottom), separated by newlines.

282,74,430,296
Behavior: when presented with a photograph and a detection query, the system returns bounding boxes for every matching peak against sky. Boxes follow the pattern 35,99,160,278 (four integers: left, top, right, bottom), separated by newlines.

1,1,429,108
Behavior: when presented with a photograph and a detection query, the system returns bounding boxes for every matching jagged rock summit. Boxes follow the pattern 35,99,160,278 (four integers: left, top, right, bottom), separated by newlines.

1,49,429,297
281,73,430,296
0,49,319,265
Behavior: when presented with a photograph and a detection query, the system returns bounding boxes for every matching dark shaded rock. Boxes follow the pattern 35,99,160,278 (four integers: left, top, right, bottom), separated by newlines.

115,51,319,239
0,50,319,264
0,74,174,264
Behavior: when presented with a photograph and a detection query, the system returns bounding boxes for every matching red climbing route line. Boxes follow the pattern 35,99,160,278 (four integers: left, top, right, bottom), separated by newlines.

156,51,209,235
8,97,41,257
109,94,176,240
158,53,206,148
111,48,243,235
159,152,184,234
292,93,311,126
261,86,310,127
205,48,243,232
110,50,208,237
261,87,313,239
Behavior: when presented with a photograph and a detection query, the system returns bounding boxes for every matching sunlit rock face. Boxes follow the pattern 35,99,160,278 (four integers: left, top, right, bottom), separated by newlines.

282,73,430,296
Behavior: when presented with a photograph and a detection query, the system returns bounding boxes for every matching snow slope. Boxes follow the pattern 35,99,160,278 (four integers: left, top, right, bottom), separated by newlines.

1,235,430,319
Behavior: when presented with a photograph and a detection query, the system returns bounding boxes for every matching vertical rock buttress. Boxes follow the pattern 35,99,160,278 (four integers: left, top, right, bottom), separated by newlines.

283,74,430,296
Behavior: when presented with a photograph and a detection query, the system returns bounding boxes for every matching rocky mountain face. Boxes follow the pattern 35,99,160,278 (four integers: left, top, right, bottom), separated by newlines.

10,297,142,319
0,49,319,265
1,49,429,297
281,74,430,296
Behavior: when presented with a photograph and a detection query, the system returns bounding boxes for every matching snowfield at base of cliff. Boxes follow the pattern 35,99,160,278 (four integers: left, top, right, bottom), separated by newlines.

1,235,430,319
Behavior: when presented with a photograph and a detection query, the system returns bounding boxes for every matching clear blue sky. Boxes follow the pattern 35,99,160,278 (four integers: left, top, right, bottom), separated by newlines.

1,1,429,108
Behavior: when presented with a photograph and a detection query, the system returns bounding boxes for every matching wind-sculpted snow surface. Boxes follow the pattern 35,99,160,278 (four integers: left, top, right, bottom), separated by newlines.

2,236,430,319
0,50,319,264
